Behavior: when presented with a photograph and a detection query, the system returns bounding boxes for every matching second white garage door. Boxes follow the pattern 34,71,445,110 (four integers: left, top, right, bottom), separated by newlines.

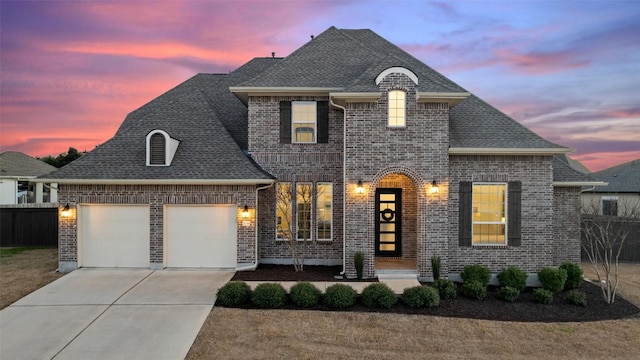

165,205,237,268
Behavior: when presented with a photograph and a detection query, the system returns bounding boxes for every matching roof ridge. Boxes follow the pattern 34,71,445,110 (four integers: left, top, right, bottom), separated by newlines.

593,158,640,174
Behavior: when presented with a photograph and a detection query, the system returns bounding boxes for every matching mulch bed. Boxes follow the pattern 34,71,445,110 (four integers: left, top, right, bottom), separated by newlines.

228,264,640,322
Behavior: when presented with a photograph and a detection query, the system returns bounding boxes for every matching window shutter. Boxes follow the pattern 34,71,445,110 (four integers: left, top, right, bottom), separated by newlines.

459,181,472,247
150,133,166,165
508,181,522,246
280,101,292,144
317,101,329,143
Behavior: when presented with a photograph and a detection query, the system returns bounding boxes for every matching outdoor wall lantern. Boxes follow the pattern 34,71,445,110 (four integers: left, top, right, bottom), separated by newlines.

61,204,71,218
356,180,365,195
429,180,439,194
241,205,250,218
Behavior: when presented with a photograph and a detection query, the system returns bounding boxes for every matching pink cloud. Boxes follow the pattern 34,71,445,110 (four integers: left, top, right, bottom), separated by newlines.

493,49,590,74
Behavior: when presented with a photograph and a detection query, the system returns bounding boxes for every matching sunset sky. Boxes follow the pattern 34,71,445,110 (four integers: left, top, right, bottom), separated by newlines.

1,1,638,172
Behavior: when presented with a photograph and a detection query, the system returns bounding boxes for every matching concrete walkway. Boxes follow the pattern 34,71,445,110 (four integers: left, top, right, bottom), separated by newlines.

0,268,233,360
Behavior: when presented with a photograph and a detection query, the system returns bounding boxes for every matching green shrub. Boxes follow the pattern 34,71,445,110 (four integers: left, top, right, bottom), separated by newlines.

434,278,457,300
323,284,357,309
498,286,520,302
289,281,322,308
462,280,487,300
538,267,567,293
401,285,440,308
560,262,583,290
461,264,491,286
431,256,441,281
533,288,554,304
216,281,251,307
361,283,397,309
497,266,527,291
251,283,287,309
354,251,365,280
565,289,587,307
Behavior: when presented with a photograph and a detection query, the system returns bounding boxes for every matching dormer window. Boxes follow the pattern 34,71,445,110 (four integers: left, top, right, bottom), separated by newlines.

388,90,406,127
146,130,180,166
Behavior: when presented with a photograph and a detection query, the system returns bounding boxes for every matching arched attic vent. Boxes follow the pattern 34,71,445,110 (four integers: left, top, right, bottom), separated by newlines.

146,130,181,166
375,67,419,85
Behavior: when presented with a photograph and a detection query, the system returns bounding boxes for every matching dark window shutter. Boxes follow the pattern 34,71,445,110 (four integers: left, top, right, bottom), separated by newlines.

459,181,472,247
150,133,166,165
508,181,522,246
280,101,292,144
317,101,329,143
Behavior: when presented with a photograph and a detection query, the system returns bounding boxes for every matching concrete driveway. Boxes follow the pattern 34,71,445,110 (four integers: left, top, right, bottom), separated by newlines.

0,268,233,360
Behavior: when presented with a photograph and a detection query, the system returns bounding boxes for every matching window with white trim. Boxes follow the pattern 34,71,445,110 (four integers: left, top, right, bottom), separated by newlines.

316,183,332,240
472,183,507,245
602,196,618,216
388,90,406,127
297,183,312,240
292,101,317,143
276,182,292,240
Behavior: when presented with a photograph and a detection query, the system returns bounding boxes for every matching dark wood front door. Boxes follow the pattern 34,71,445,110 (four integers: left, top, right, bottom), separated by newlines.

375,188,402,257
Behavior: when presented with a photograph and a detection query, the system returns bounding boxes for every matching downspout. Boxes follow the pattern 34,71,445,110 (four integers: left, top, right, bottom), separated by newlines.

330,97,347,276
236,182,274,271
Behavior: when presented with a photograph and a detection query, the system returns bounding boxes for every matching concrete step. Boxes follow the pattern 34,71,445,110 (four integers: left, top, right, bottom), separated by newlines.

375,269,418,280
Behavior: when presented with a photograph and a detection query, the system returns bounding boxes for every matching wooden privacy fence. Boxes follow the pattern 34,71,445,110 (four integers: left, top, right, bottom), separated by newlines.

581,216,640,263
0,207,58,247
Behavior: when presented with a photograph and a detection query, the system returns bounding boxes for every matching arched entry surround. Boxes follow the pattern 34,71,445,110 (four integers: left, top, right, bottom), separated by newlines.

367,166,428,277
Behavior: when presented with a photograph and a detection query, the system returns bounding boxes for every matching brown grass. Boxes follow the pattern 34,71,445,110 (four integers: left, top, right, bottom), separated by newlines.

0,248,63,309
582,262,640,307
187,264,640,360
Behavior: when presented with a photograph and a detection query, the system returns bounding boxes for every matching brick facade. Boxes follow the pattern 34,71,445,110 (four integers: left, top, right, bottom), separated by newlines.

58,184,256,271
553,187,582,265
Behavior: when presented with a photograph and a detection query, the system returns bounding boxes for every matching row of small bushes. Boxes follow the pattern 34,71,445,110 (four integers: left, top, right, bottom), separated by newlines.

217,281,446,310
458,262,586,306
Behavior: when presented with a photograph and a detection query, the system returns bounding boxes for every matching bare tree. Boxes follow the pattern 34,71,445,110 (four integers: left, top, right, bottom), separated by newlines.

581,198,640,304
276,183,313,272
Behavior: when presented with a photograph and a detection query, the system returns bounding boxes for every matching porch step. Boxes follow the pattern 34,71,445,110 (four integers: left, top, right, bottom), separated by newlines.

376,269,418,280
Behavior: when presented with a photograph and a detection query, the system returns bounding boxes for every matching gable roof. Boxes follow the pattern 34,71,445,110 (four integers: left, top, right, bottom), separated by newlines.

40,60,279,184
587,159,640,193
552,155,602,187
0,151,56,178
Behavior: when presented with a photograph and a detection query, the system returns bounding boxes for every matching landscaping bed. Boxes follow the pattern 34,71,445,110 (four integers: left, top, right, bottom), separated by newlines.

226,264,640,323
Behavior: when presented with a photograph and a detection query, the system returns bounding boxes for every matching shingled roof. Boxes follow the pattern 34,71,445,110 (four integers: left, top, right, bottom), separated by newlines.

553,155,601,185
588,159,640,193
0,151,56,177
41,26,571,182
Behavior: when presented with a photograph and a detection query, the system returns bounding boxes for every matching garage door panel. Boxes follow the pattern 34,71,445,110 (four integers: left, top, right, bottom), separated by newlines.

165,205,237,268
80,205,149,268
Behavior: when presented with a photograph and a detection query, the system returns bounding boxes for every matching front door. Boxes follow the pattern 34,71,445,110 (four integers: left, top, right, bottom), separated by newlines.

375,188,402,257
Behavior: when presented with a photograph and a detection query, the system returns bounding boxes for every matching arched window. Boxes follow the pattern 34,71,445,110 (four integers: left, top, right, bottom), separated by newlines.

149,132,166,165
388,90,406,127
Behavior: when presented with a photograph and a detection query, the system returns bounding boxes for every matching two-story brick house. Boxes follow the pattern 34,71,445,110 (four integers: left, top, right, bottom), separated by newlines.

40,27,595,280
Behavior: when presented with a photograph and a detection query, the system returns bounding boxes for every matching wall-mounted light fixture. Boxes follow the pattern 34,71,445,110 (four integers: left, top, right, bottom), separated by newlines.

61,204,71,218
356,180,365,195
429,180,439,194
241,205,250,218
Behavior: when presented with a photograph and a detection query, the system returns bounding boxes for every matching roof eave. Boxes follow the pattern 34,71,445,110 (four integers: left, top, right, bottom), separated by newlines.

449,147,572,155
553,181,607,187
33,178,276,185
417,92,471,107
230,86,344,104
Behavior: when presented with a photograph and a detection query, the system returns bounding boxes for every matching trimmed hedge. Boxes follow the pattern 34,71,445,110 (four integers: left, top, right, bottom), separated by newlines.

402,285,440,308
497,266,527,291
461,264,491,286
560,262,583,290
533,288,554,304
498,286,520,302
323,284,357,309
290,281,322,308
565,289,587,307
251,283,287,309
362,283,397,309
434,278,457,300
538,267,567,293
462,280,487,300
216,281,251,307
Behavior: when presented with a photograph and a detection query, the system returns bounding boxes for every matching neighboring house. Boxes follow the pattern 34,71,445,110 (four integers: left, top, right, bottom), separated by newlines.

39,27,596,280
582,159,640,216
0,151,58,205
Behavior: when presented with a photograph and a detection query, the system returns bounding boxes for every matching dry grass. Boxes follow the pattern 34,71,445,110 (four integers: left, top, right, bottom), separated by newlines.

187,264,640,360
0,247,63,309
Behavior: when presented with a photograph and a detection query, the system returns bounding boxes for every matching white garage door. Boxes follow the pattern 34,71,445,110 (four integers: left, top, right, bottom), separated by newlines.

79,205,150,268
165,205,237,268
